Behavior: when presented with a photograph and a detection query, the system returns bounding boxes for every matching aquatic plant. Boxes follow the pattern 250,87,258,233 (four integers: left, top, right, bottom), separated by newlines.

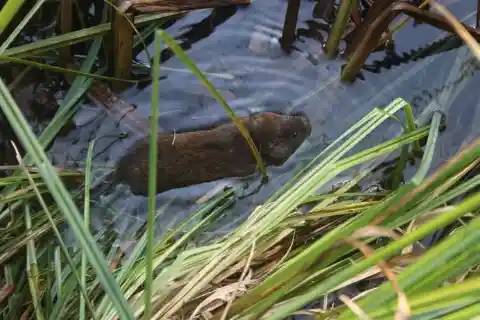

0,1,479,319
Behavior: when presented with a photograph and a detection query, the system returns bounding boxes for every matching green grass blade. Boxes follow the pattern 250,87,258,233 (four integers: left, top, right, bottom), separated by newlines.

80,140,95,320
25,204,45,320
144,30,162,320
412,111,443,184
391,144,409,189
325,0,357,58
45,247,53,317
0,55,138,84
54,247,62,298
391,102,422,189
0,0,27,36
441,300,480,319
0,55,137,84
367,277,480,318
403,102,421,154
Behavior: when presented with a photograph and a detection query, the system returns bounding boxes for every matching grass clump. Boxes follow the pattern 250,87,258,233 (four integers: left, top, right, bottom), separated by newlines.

2,75,479,318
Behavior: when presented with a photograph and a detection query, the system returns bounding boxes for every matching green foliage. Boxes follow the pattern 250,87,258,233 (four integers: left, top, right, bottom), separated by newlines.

0,2,478,320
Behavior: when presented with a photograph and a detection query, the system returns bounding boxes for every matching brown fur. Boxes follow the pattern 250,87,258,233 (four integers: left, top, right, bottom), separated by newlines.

114,112,311,195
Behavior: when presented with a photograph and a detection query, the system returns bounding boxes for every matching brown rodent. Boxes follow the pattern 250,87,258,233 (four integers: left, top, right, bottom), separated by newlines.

113,112,311,195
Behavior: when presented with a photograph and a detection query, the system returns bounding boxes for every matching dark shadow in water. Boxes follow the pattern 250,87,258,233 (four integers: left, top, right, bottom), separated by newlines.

362,34,464,75
297,19,330,44
132,15,182,58
136,5,239,90
160,5,239,63
338,34,465,82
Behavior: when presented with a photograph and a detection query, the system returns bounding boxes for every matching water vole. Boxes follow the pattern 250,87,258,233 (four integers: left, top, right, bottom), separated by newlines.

113,112,311,195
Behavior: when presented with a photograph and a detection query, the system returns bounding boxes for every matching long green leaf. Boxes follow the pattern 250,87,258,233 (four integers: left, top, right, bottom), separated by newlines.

80,140,95,320
0,0,27,36
144,29,162,320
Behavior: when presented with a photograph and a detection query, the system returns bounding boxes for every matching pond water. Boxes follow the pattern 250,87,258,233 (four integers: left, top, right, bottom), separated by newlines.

48,0,480,246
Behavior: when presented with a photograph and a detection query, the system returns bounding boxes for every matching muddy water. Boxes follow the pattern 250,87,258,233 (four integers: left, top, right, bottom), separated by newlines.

49,0,480,245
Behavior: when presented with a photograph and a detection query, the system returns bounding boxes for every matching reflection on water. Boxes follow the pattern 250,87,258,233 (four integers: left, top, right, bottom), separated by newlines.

48,0,480,244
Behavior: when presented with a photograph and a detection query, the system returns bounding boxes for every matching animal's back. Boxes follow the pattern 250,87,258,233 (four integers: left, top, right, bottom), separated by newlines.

115,112,311,195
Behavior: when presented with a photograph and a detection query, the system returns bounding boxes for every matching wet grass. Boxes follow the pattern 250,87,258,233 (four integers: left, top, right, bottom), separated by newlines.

0,1,479,319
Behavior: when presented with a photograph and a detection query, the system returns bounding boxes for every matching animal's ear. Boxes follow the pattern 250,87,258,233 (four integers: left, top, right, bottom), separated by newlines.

252,113,272,128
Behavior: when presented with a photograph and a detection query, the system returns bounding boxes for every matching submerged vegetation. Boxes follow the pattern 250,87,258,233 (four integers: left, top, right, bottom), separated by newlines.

0,0,479,319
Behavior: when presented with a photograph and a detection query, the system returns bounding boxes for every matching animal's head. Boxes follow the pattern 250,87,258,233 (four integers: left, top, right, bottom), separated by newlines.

245,112,311,166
